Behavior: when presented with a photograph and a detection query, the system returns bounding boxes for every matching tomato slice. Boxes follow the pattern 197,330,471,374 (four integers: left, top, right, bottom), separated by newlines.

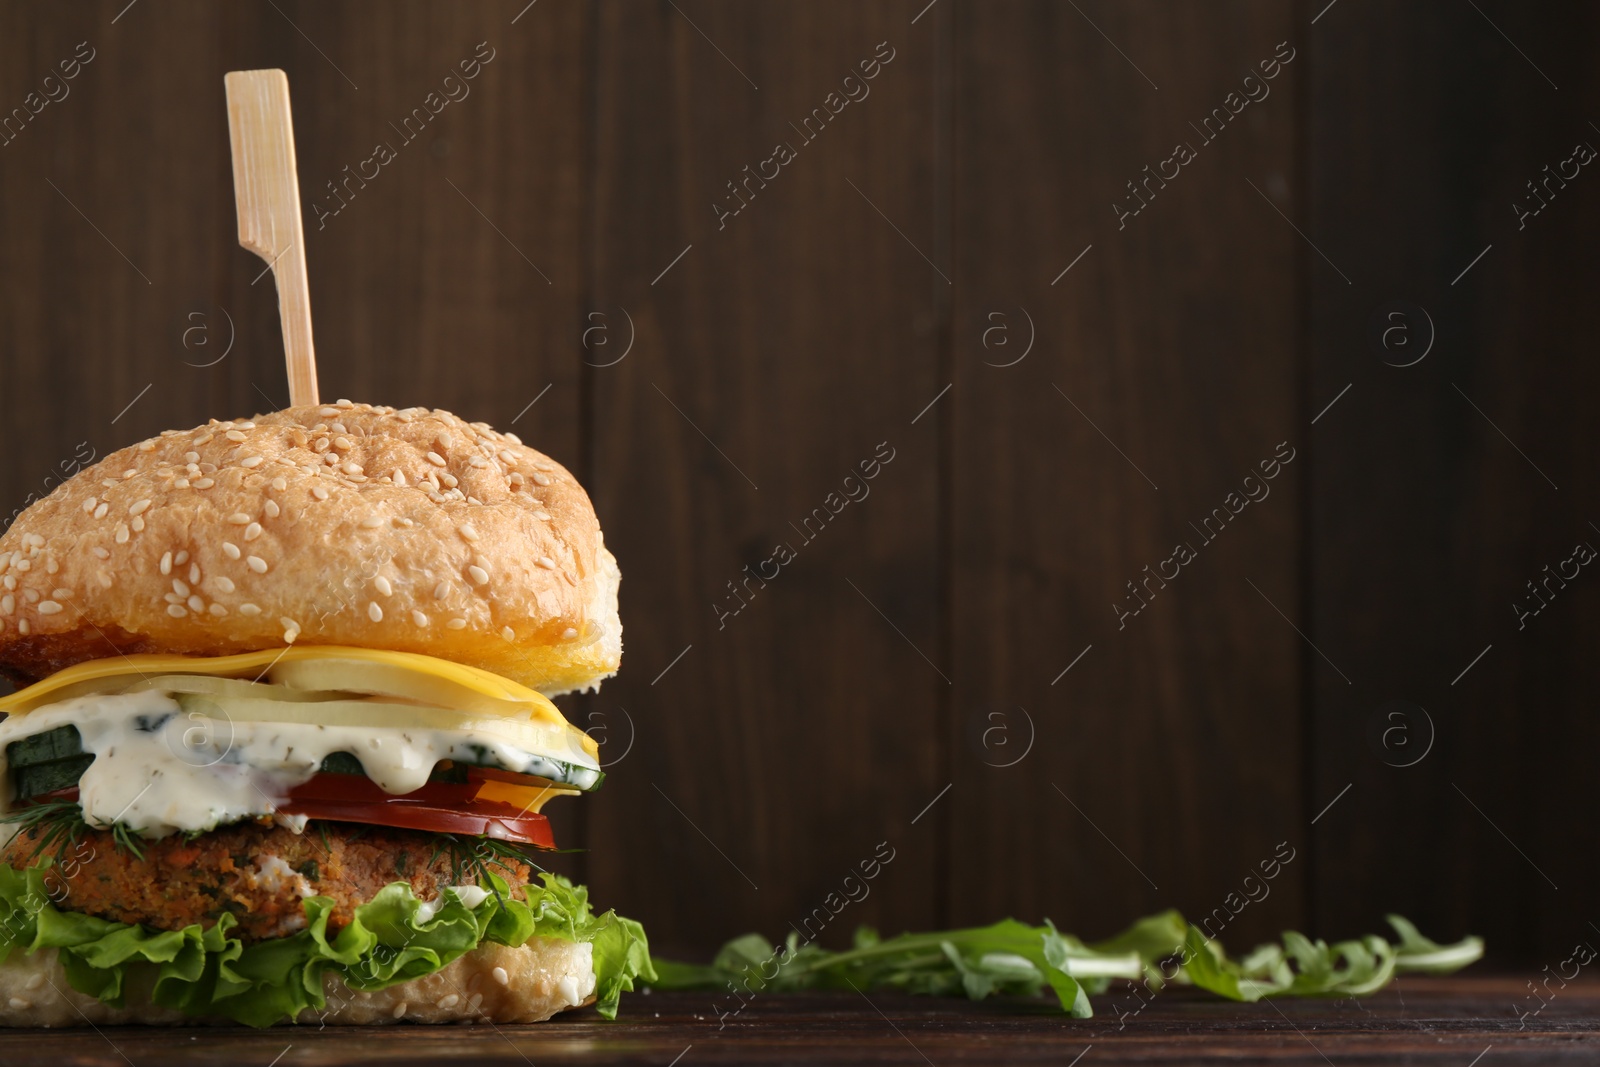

282,773,557,849
25,776,557,849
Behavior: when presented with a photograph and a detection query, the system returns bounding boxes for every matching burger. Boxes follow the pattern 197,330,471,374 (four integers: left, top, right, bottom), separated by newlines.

0,401,653,1026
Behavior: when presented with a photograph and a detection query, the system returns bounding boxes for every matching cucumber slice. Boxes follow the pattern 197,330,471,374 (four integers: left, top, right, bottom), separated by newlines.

6,725,85,767
14,757,93,799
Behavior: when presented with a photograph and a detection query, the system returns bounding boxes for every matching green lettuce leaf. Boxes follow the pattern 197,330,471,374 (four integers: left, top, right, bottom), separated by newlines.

0,862,654,1027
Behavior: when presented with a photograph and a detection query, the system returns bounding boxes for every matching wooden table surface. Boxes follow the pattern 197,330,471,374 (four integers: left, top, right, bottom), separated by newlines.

0,978,1592,1066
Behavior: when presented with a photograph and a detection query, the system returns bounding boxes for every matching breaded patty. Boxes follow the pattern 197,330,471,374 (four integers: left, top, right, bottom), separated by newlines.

1,821,535,941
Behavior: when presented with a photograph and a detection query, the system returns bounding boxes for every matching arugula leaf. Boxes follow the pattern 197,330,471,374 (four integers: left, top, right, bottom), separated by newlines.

650,912,1481,1018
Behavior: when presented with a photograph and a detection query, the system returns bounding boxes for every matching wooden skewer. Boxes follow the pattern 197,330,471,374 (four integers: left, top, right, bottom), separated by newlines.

224,69,319,408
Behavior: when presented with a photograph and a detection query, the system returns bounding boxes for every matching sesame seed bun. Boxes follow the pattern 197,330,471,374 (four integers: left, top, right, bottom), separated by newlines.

0,935,597,1026
0,402,620,695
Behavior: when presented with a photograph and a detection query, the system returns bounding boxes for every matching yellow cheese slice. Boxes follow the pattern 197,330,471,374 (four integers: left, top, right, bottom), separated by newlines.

0,645,598,761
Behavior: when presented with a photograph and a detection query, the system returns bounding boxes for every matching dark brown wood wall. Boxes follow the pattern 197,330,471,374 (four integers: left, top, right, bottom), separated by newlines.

0,0,1591,965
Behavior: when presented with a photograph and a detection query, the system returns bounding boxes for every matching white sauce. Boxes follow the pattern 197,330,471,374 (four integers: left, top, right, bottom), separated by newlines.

0,690,599,838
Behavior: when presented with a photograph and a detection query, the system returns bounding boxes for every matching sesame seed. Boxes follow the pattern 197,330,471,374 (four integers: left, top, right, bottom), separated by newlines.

189,562,200,584
440,472,459,488
392,1002,408,1020
330,421,348,433
239,603,261,616
44,557,59,574
264,500,280,518
138,440,155,452
123,469,137,478
271,476,288,491
173,579,190,597
22,589,38,604
313,437,330,453
532,472,552,486
227,513,251,525
12,560,28,573
319,406,340,417
323,453,340,466
222,542,241,560
360,515,384,529
368,602,383,622
225,430,247,442
561,627,578,640
532,511,551,521
175,478,191,489
183,452,199,463
459,524,479,542
336,398,353,408
8,997,30,1010
536,557,556,570
498,450,518,464
468,455,488,468
130,516,145,533
167,604,188,618
98,573,113,588
240,455,264,469
426,451,447,467
0,596,11,615
22,533,43,548
37,600,61,615
504,432,522,445
93,502,109,520
393,470,407,487
437,994,460,1010
247,556,268,573
433,582,450,600
312,485,330,501
214,577,236,594
17,620,28,634
411,610,428,627
175,550,189,565
244,522,263,541
446,618,467,630
467,565,489,585
187,595,205,613
501,626,515,642
193,477,215,489
492,966,510,986
165,592,182,604
509,473,525,488
129,499,152,516
81,497,97,514
333,436,352,451
209,603,228,617
375,576,393,596
114,523,130,545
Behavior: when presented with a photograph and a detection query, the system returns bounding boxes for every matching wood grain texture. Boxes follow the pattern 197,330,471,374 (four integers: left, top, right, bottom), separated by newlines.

1307,0,1600,962
949,0,1305,949
0,980,1591,1064
583,0,945,956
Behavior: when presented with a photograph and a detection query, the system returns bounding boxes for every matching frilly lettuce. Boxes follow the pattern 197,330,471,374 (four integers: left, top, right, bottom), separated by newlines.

0,862,654,1027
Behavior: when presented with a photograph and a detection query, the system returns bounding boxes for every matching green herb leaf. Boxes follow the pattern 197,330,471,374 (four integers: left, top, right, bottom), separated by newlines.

650,912,1481,1018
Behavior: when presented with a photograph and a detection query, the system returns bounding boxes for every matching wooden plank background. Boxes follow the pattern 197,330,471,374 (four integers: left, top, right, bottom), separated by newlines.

0,0,1591,965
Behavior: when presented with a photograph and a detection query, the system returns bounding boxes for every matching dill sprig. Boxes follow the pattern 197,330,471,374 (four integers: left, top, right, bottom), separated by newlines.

0,799,145,863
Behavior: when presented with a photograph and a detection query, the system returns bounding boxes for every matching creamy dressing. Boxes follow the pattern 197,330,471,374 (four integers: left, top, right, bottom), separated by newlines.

0,690,599,838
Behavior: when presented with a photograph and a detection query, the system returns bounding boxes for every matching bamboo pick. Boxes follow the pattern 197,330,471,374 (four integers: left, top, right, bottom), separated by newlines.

224,69,319,407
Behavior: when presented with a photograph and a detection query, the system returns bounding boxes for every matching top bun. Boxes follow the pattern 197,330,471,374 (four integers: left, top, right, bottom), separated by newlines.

0,402,620,695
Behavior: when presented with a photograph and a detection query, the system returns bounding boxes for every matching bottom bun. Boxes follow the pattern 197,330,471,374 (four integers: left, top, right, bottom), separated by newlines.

0,936,596,1027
